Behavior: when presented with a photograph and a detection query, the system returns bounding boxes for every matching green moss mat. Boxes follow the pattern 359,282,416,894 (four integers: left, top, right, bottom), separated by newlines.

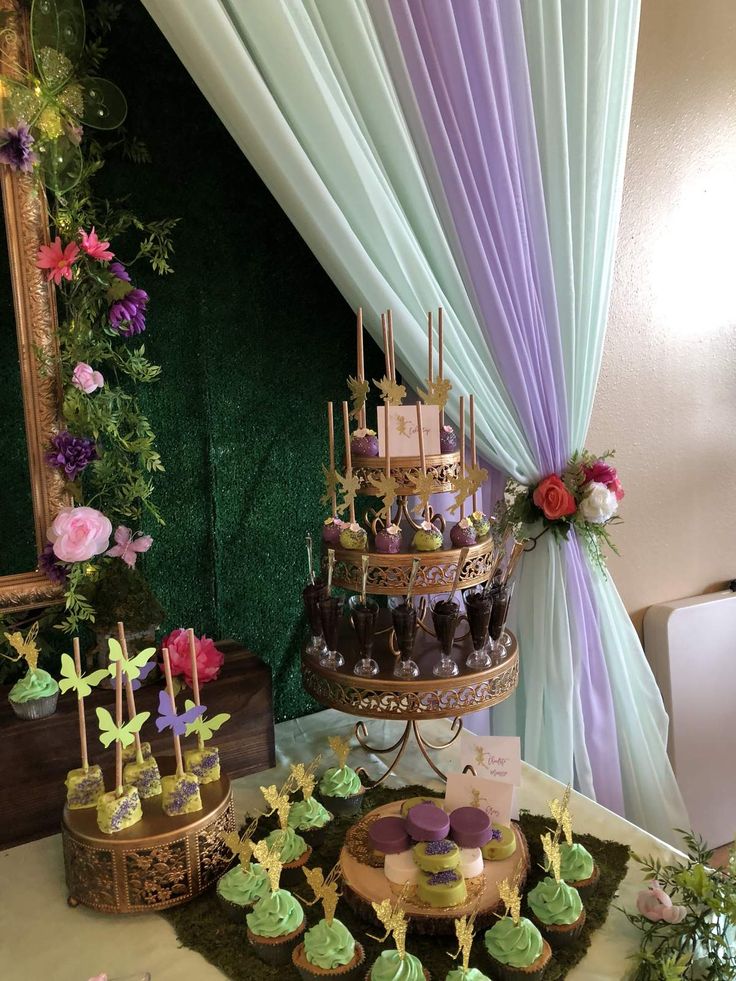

161,784,630,980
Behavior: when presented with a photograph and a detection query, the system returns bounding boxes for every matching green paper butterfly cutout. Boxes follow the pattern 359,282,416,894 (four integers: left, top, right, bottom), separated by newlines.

96,707,150,748
58,652,107,698
183,699,230,743
106,638,156,682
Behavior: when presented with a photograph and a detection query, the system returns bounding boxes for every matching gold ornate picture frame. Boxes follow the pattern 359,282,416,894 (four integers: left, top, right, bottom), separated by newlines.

1,0,68,612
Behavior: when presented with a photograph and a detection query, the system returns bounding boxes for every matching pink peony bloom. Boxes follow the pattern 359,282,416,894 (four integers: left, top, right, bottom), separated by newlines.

106,525,153,568
161,628,223,686
47,506,112,563
79,227,114,261
584,459,617,486
636,882,688,924
610,476,625,502
36,236,79,285
72,362,104,394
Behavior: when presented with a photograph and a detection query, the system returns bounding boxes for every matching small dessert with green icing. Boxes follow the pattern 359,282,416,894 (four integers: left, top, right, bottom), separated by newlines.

481,824,517,862
413,839,460,873
8,667,59,720
484,877,551,981
96,785,143,834
468,511,492,538
413,521,443,552
447,908,490,981
161,772,202,816
184,746,220,785
446,968,491,981
417,868,467,908
264,826,312,886
400,796,443,818
526,875,585,947
339,522,368,551
291,864,365,979
369,950,430,980
217,862,269,922
123,755,162,799
559,841,599,897
246,837,306,966
287,757,333,848
318,736,364,816
122,740,152,764
65,765,105,809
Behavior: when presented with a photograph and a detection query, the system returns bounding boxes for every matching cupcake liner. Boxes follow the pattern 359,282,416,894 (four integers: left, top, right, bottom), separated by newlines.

247,922,306,967
531,908,586,949
215,890,252,925
568,863,600,901
319,791,364,817
9,691,58,720
485,940,551,981
293,821,331,850
279,846,313,888
292,941,365,980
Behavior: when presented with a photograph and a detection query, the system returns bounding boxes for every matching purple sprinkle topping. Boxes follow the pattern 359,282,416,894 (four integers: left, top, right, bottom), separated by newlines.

425,839,456,855
190,752,218,778
110,792,140,830
491,828,502,841
168,778,200,814
428,870,460,886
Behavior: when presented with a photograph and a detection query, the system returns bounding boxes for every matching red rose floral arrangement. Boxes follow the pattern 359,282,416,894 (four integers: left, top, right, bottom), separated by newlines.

496,451,624,570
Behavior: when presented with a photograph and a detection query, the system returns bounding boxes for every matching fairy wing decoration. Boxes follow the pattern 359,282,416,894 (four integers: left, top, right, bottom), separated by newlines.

96,706,150,748
58,651,107,697
2,0,127,192
183,699,230,742
155,690,205,736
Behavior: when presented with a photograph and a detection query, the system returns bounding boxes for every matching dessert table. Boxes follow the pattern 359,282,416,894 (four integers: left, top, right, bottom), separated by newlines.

0,708,683,981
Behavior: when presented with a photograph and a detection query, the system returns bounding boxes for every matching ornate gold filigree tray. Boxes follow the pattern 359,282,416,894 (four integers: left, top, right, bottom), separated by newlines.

339,798,530,934
62,771,235,914
352,451,460,495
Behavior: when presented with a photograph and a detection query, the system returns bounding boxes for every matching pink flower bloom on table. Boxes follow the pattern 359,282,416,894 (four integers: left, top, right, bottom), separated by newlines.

72,362,104,394
106,525,153,568
36,236,79,285
584,459,624,501
47,506,112,563
161,628,223,686
636,882,688,924
79,227,114,261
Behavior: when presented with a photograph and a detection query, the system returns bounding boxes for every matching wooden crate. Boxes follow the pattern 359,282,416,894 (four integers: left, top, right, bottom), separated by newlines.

0,641,274,849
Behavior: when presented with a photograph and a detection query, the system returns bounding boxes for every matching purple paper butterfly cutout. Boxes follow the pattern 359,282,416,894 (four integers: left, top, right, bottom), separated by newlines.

131,660,156,692
155,690,205,736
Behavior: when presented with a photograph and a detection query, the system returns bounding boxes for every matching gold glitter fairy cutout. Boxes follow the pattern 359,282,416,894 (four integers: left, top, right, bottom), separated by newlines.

251,839,283,893
451,910,478,972
449,476,475,514
289,756,321,801
411,473,436,517
418,377,452,410
320,463,339,507
542,832,562,882
498,877,522,925
328,735,351,769
347,376,370,420
549,785,573,847
466,464,489,498
471,788,482,809
374,375,407,406
3,621,40,672
302,863,341,926
260,784,292,830
222,815,259,869
373,472,399,523
336,471,361,517
369,889,409,959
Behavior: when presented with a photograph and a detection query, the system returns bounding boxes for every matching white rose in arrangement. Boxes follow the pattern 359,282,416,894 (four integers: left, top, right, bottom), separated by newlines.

580,481,618,524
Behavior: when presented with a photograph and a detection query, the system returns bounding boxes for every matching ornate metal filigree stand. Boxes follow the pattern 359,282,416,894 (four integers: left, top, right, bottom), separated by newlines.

62,772,235,913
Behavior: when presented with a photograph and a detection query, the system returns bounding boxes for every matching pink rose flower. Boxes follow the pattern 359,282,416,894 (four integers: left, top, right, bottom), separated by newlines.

636,882,688,924
161,628,223,686
72,362,104,394
47,506,112,563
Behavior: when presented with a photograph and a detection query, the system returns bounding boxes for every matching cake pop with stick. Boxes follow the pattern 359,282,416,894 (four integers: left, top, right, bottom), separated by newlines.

338,400,368,550
447,910,491,981
217,814,270,921
374,396,402,554
412,401,443,551
94,661,147,834
110,623,162,799
368,887,427,981
59,637,107,808
183,627,230,784
322,402,346,545
157,647,204,816
467,395,492,539
450,396,478,547
293,863,365,979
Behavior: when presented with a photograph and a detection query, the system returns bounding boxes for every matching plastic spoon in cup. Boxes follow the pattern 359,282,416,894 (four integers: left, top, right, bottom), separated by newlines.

448,547,469,605
405,556,421,606
306,532,315,586
360,553,369,606
327,547,335,595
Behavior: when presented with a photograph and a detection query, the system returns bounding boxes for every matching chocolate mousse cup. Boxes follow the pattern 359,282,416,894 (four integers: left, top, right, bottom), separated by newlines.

303,580,328,654
490,584,511,658
465,591,492,651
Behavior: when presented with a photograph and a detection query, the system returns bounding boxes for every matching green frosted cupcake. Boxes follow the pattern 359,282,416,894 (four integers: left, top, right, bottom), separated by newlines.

527,876,585,948
216,862,269,922
559,842,599,899
288,795,334,848
8,668,59,720
484,916,551,981
292,917,365,980
367,949,430,980
246,887,306,966
318,765,364,816
264,826,312,887
446,969,492,981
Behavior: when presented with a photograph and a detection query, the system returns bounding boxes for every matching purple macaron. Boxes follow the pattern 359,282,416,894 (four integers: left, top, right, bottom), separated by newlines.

406,802,451,842
368,816,410,854
449,806,493,848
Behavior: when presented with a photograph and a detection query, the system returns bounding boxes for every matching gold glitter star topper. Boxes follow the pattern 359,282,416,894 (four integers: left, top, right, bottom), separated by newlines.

260,782,292,830
450,909,478,972
347,376,370,420
549,785,573,847
498,876,522,925
251,839,283,893
369,887,410,960
328,735,352,770
336,470,361,517
289,756,321,802
373,376,407,406
541,831,562,883
222,814,260,869
418,377,452,409
302,863,341,926
3,621,40,673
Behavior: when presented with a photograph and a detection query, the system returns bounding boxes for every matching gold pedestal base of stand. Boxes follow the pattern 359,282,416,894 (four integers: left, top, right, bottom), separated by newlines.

354,716,466,787
62,773,235,914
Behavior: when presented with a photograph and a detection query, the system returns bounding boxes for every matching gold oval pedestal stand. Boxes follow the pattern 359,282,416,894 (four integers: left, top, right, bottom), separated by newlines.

301,609,518,786
62,772,235,913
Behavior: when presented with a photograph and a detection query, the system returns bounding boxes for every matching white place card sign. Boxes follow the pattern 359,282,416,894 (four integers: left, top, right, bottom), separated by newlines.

377,404,441,456
445,772,514,827
459,732,522,786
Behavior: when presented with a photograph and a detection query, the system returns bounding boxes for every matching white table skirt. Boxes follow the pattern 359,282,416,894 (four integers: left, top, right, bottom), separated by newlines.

0,709,683,981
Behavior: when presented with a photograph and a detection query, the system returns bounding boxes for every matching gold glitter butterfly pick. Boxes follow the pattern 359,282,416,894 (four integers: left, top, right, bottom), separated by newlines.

328,735,352,770
302,863,341,926
260,783,292,830
251,839,283,893
450,910,478,972
498,877,522,925
369,887,409,960
3,621,40,673
549,785,573,847
542,831,562,883
347,376,370,420
373,376,406,406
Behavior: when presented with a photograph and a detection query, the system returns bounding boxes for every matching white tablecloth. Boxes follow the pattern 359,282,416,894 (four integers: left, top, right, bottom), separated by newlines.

0,710,683,981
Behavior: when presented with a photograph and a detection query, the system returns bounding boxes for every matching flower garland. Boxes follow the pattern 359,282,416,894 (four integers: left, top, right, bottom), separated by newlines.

494,451,624,570
0,5,176,632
